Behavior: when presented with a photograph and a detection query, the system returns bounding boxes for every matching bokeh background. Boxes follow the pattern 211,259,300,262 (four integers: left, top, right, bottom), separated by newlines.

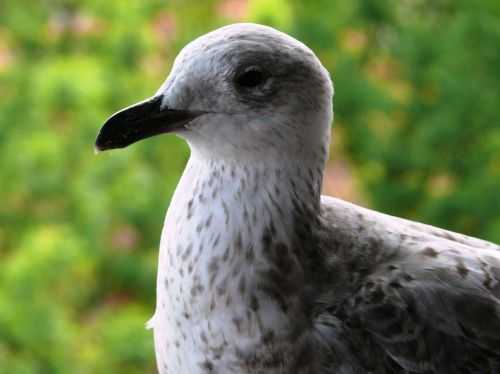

1,0,500,372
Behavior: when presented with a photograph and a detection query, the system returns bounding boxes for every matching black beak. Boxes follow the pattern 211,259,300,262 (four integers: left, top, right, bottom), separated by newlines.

95,95,204,151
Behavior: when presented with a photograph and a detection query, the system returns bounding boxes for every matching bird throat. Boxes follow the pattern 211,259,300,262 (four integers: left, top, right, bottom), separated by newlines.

153,150,324,372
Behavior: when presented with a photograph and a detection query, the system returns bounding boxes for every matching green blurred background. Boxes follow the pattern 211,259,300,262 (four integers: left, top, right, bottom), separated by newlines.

1,0,499,372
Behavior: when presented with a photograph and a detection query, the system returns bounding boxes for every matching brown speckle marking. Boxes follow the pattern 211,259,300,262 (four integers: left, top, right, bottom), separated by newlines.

261,329,275,345
222,200,230,225
479,258,494,290
190,283,204,298
250,293,260,311
243,204,249,222
235,232,243,251
196,221,204,233
200,331,208,344
387,264,398,271
199,359,214,372
211,187,218,199
402,273,414,282
187,198,194,219
252,208,258,224
238,276,247,295
222,246,230,262
181,243,193,261
208,256,220,274
204,214,213,228
421,247,439,258
212,233,221,247
232,316,243,332
198,192,206,204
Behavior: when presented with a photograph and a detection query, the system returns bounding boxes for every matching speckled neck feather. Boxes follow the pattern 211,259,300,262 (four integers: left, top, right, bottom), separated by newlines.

151,147,327,373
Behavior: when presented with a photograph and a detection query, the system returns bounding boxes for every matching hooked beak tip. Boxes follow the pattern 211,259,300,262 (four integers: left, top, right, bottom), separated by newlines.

95,95,205,152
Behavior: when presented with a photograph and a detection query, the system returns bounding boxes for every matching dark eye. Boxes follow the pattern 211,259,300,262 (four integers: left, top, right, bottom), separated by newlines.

236,67,268,88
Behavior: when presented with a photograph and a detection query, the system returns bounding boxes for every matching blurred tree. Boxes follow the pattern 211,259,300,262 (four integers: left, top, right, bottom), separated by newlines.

0,0,499,373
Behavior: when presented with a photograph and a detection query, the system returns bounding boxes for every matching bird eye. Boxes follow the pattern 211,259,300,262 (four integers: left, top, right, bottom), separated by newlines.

236,67,268,88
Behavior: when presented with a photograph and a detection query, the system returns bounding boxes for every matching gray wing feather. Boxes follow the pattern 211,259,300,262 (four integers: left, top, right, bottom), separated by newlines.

317,196,500,373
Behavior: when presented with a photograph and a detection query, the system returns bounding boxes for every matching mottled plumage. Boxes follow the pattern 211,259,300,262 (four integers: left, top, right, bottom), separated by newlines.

96,23,500,373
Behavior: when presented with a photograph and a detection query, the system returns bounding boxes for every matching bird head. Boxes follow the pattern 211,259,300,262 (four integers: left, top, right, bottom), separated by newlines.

96,23,333,163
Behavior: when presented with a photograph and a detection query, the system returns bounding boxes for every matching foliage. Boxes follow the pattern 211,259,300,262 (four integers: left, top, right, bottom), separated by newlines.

280,0,500,241
0,0,498,372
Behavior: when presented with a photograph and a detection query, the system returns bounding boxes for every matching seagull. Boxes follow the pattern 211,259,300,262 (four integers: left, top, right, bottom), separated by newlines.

95,23,500,374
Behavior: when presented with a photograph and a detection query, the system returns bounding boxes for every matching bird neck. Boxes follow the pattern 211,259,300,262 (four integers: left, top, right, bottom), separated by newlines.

178,149,324,245
158,149,325,347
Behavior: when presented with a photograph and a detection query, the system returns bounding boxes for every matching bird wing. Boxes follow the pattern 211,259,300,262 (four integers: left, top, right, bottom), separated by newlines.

317,196,500,373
